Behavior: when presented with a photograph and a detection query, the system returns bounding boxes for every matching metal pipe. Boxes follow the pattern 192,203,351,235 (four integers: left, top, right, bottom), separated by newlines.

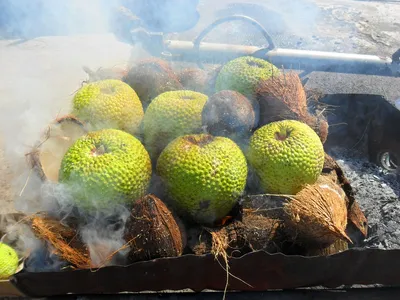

163,40,399,76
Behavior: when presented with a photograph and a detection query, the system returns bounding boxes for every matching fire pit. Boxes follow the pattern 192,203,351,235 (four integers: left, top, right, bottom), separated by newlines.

0,4,400,299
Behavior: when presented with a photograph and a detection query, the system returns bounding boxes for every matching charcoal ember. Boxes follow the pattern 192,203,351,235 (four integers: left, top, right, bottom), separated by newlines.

124,194,186,263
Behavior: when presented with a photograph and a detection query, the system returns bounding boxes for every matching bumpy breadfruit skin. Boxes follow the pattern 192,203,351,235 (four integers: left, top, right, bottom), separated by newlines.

0,243,19,280
215,56,280,97
59,129,152,212
156,134,248,225
72,79,144,135
247,120,325,195
143,90,208,160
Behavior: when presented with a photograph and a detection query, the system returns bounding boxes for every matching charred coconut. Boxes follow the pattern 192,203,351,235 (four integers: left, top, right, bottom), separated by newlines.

124,194,186,263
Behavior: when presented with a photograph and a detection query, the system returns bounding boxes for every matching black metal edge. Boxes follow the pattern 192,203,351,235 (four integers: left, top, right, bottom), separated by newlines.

9,248,400,298
39,287,400,300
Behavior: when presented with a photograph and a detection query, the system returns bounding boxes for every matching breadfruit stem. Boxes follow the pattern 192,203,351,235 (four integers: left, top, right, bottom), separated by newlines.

91,144,108,157
275,127,293,141
100,86,116,95
185,135,215,147
247,61,263,68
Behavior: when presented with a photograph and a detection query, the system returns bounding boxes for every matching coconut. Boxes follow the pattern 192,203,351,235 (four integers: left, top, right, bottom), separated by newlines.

322,153,368,238
27,114,87,182
201,90,257,142
29,213,92,269
177,68,210,94
124,194,186,263
283,179,352,247
122,58,183,110
255,71,328,143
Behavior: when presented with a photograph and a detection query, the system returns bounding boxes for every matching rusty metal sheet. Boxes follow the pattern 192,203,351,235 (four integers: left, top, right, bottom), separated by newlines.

10,248,400,298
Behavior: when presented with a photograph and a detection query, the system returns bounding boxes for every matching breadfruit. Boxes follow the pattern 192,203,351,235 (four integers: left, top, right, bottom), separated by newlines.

255,71,329,143
59,129,152,212
123,58,183,109
215,56,280,97
142,90,208,162
247,120,325,195
124,194,185,262
202,90,257,141
27,115,87,182
156,134,248,225
0,243,19,279
72,79,144,135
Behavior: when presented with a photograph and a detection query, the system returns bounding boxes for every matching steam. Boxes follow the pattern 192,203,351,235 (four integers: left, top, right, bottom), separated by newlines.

0,0,140,272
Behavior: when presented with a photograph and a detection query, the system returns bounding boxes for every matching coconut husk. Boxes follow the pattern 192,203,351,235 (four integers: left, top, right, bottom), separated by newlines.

177,68,210,94
283,179,352,248
255,71,329,143
124,194,186,263
122,58,183,110
322,153,368,238
29,213,92,269
26,114,88,182
188,212,283,257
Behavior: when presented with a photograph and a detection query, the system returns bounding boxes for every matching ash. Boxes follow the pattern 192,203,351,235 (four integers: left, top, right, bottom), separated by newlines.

328,147,400,250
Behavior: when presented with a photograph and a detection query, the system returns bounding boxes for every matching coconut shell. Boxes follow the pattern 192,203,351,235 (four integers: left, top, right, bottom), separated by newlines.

177,68,210,94
283,179,352,247
255,71,328,143
29,213,92,269
124,194,186,263
27,114,87,182
123,58,183,110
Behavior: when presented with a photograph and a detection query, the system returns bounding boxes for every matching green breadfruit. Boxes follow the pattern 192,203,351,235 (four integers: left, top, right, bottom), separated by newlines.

215,56,280,97
156,134,248,225
59,129,152,212
0,243,19,280
247,120,325,195
72,79,144,135
142,90,208,161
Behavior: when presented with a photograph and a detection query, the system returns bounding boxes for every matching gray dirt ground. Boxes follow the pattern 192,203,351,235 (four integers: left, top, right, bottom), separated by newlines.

0,0,399,246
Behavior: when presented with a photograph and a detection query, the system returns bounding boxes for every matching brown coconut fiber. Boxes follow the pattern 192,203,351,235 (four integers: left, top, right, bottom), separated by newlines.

30,214,92,270
255,71,328,143
283,181,352,247
124,194,185,263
